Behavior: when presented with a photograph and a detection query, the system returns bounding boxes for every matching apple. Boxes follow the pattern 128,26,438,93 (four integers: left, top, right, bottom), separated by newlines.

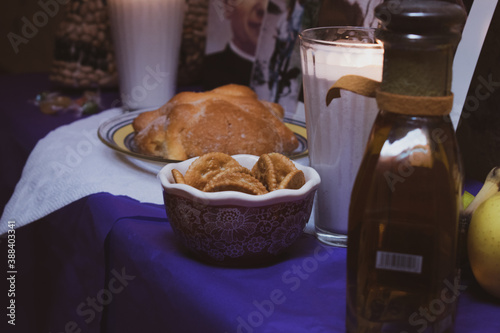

468,191,500,299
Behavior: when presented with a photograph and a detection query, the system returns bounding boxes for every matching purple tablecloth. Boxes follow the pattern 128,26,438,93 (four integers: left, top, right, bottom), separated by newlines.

6,193,500,333
1,74,499,333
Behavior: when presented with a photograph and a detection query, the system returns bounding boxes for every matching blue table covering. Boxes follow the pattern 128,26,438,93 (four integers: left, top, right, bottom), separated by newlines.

1,73,499,333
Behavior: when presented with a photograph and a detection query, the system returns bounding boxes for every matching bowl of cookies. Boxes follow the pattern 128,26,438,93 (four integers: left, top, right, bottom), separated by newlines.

158,152,320,266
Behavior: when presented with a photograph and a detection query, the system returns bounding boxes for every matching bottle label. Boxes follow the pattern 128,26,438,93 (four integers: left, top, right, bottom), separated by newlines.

375,251,423,274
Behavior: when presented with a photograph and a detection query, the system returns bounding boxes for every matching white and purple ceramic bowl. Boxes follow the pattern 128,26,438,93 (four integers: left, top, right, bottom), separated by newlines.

158,154,320,266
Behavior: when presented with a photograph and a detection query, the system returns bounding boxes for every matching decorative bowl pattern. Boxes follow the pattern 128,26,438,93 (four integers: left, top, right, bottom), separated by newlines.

158,154,320,266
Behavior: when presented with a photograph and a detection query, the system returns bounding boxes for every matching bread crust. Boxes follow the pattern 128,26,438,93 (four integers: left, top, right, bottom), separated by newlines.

133,84,299,160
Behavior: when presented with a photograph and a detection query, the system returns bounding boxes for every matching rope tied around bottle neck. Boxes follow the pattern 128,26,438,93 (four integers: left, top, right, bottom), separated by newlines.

326,75,454,116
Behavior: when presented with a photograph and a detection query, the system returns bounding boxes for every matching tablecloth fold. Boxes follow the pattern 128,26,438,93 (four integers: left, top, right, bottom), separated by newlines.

0,109,165,233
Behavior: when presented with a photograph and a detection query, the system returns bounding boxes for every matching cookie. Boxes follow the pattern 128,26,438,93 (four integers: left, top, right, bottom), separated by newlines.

183,152,240,190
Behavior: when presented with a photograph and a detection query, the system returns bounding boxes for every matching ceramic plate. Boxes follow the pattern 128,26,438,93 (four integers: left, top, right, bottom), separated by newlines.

98,111,308,164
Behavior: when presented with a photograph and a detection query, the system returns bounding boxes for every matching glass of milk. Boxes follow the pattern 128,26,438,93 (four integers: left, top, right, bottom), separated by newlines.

108,0,186,110
299,27,383,247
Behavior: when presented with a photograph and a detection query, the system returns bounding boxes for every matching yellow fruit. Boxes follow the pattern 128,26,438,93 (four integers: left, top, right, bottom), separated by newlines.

468,191,500,299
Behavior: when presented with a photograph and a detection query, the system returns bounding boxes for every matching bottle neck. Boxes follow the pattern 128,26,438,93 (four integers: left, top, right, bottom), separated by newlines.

379,34,457,97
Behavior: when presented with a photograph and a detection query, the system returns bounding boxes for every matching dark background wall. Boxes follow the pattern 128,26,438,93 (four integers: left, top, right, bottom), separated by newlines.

1,0,66,73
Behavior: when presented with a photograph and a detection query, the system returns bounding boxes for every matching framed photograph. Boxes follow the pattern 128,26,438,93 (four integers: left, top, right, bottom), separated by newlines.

251,0,323,121
202,0,383,119
203,0,269,90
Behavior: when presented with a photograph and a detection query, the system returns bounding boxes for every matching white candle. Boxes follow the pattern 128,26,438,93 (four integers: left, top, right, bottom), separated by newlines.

300,33,383,246
108,0,186,110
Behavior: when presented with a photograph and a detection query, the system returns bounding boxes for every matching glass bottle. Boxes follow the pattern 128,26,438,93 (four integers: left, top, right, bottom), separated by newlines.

346,1,466,333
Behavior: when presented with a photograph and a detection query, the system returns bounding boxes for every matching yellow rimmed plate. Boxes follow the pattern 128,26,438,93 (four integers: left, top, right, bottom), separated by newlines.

98,111,308,164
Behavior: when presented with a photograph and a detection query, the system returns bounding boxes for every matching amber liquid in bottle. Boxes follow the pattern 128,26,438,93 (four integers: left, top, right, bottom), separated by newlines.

346,2,465,332
346,112,462,333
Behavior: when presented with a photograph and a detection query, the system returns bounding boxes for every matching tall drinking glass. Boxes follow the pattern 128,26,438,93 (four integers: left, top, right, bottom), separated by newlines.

108,0,186,110
299,27,383,247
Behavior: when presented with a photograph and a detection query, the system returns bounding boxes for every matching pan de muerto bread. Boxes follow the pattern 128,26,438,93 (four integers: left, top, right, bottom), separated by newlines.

132,84,299,160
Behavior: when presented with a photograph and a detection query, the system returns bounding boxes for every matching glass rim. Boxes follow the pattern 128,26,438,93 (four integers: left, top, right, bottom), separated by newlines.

299,26,382,49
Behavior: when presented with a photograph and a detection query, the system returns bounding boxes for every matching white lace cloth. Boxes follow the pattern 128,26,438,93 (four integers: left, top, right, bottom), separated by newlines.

0,109,165,234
